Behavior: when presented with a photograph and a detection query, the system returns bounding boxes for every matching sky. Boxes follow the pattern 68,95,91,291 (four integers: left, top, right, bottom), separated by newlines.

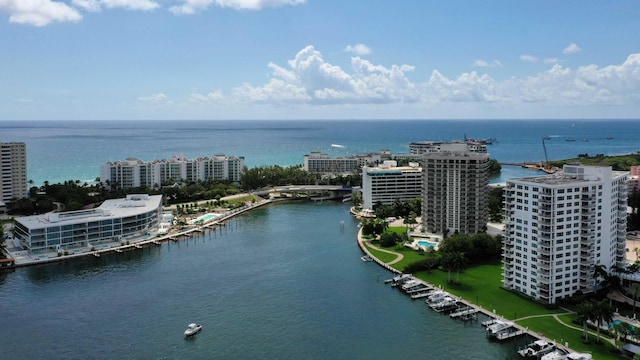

0,0,639,120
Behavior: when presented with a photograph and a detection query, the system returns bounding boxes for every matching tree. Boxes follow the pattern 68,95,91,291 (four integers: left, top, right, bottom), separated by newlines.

576,301,594,343
592,299,614,343
627,282,640,315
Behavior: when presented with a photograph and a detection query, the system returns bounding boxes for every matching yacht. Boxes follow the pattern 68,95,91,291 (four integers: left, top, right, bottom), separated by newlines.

426,290,448,304
518,339,555,358
486,320,514,337
184,323,203,337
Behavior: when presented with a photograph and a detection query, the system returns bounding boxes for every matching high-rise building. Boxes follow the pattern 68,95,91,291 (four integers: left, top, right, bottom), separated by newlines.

422,143,490,235
100,154,244,190
0,141,27,202
502,165,628,304
361,161,422,210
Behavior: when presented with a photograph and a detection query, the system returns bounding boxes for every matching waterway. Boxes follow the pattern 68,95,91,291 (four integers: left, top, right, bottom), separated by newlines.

0,202,528,359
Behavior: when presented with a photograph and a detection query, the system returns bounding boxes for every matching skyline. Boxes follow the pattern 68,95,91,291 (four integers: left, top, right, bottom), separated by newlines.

1,1,639,120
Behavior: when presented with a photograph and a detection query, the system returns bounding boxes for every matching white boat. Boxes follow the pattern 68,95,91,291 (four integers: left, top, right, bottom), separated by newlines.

184,323,203,337
518,339,555,358
540,349,568,360
426,290,448,304
401,280,422,291
429,297,457,310
486,320,513,336
566,353,592,360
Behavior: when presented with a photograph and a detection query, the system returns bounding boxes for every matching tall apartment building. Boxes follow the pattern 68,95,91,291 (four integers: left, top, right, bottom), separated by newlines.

1,141,27,202
422,143,490,235
361,161,423,210
101,154,244,190
502,165,628,304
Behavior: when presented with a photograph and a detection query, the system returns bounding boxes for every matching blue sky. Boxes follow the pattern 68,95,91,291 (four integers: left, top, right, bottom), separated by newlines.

1,0,639,120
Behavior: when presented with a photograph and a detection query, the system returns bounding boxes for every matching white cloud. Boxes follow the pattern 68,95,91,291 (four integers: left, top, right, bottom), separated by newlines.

72,0,160,11
138,93,171,105
344,43,372,56
520,54,539,63
0,0,82,26
170,0,304,14
563,43,582,55
231,45,421,105
228,47,640,110
472,59,503,68
189,91,225,103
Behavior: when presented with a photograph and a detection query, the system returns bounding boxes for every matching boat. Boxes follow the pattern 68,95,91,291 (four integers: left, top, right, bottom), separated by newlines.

184,323,203,337
540,349,568,360
486,320,514,337
360,255,373,262
425,290,448,304
518,339,555,358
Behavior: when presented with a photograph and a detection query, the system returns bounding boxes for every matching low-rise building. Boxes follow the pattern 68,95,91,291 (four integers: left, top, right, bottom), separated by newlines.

13,194,163,254
101,154,244,190
361,161,422,210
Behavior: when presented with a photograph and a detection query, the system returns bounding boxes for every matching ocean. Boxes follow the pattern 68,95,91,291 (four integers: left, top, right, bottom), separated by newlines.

1,119,638,359
1,119,639,186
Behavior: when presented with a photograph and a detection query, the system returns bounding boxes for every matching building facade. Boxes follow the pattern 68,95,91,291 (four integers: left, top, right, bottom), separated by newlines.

100,154,244,190
361,161,422,210
409,140,488,155
303,150,391,175
13,194,163,254
0,141,27,202
502,165,628,304
421,143,490,235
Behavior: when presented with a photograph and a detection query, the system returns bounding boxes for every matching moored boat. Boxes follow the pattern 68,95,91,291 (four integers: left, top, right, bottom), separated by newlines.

518,339,555,358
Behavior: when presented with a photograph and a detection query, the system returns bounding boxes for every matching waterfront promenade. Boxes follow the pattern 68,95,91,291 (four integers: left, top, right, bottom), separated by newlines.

4,196,274,267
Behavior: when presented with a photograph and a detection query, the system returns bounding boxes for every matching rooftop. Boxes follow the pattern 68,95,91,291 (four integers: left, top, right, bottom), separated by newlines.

16,194,163,229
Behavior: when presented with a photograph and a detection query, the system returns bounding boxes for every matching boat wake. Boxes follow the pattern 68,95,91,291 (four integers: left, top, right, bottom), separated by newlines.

331,144,345,148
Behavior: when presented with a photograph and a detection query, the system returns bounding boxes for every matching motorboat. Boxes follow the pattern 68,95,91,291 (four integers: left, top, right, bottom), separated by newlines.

426,290,448,304
486,320,513,336
429,297,457,310
184,323,203,337
540,349,568,360
518,339,555,358
401,280,421,290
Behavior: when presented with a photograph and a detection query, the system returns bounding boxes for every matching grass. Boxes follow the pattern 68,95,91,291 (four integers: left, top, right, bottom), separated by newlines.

366,246,626,359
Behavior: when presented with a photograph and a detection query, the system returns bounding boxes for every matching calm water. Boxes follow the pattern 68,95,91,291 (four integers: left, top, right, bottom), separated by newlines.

1,119,639,186
0,202,527,359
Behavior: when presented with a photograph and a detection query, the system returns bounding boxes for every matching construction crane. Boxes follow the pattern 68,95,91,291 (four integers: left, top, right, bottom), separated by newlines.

542,137,549,168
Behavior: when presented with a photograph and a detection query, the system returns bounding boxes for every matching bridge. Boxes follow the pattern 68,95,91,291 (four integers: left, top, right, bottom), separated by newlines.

253,185,352,201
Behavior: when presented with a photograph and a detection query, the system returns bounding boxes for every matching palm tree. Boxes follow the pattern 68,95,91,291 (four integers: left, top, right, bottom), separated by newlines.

450,251,467,283
592,299,614,343
576,300,594,343
441,253,454,283
628,282,640,315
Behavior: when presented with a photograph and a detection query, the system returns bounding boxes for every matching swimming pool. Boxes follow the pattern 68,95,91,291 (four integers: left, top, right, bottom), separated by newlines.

418,241,437,248
190,213,220,224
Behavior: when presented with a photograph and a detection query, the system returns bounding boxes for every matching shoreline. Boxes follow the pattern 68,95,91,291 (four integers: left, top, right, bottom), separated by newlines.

355,227,590,357
4,197,277,268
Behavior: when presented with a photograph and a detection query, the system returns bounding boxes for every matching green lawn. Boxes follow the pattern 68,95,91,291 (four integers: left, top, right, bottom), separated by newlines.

364,229,627,358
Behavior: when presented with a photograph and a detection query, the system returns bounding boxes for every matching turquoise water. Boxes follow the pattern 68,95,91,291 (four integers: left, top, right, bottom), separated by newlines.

1,119,639,186
0,202,528,359
418,240,436,247
192,213,219,223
